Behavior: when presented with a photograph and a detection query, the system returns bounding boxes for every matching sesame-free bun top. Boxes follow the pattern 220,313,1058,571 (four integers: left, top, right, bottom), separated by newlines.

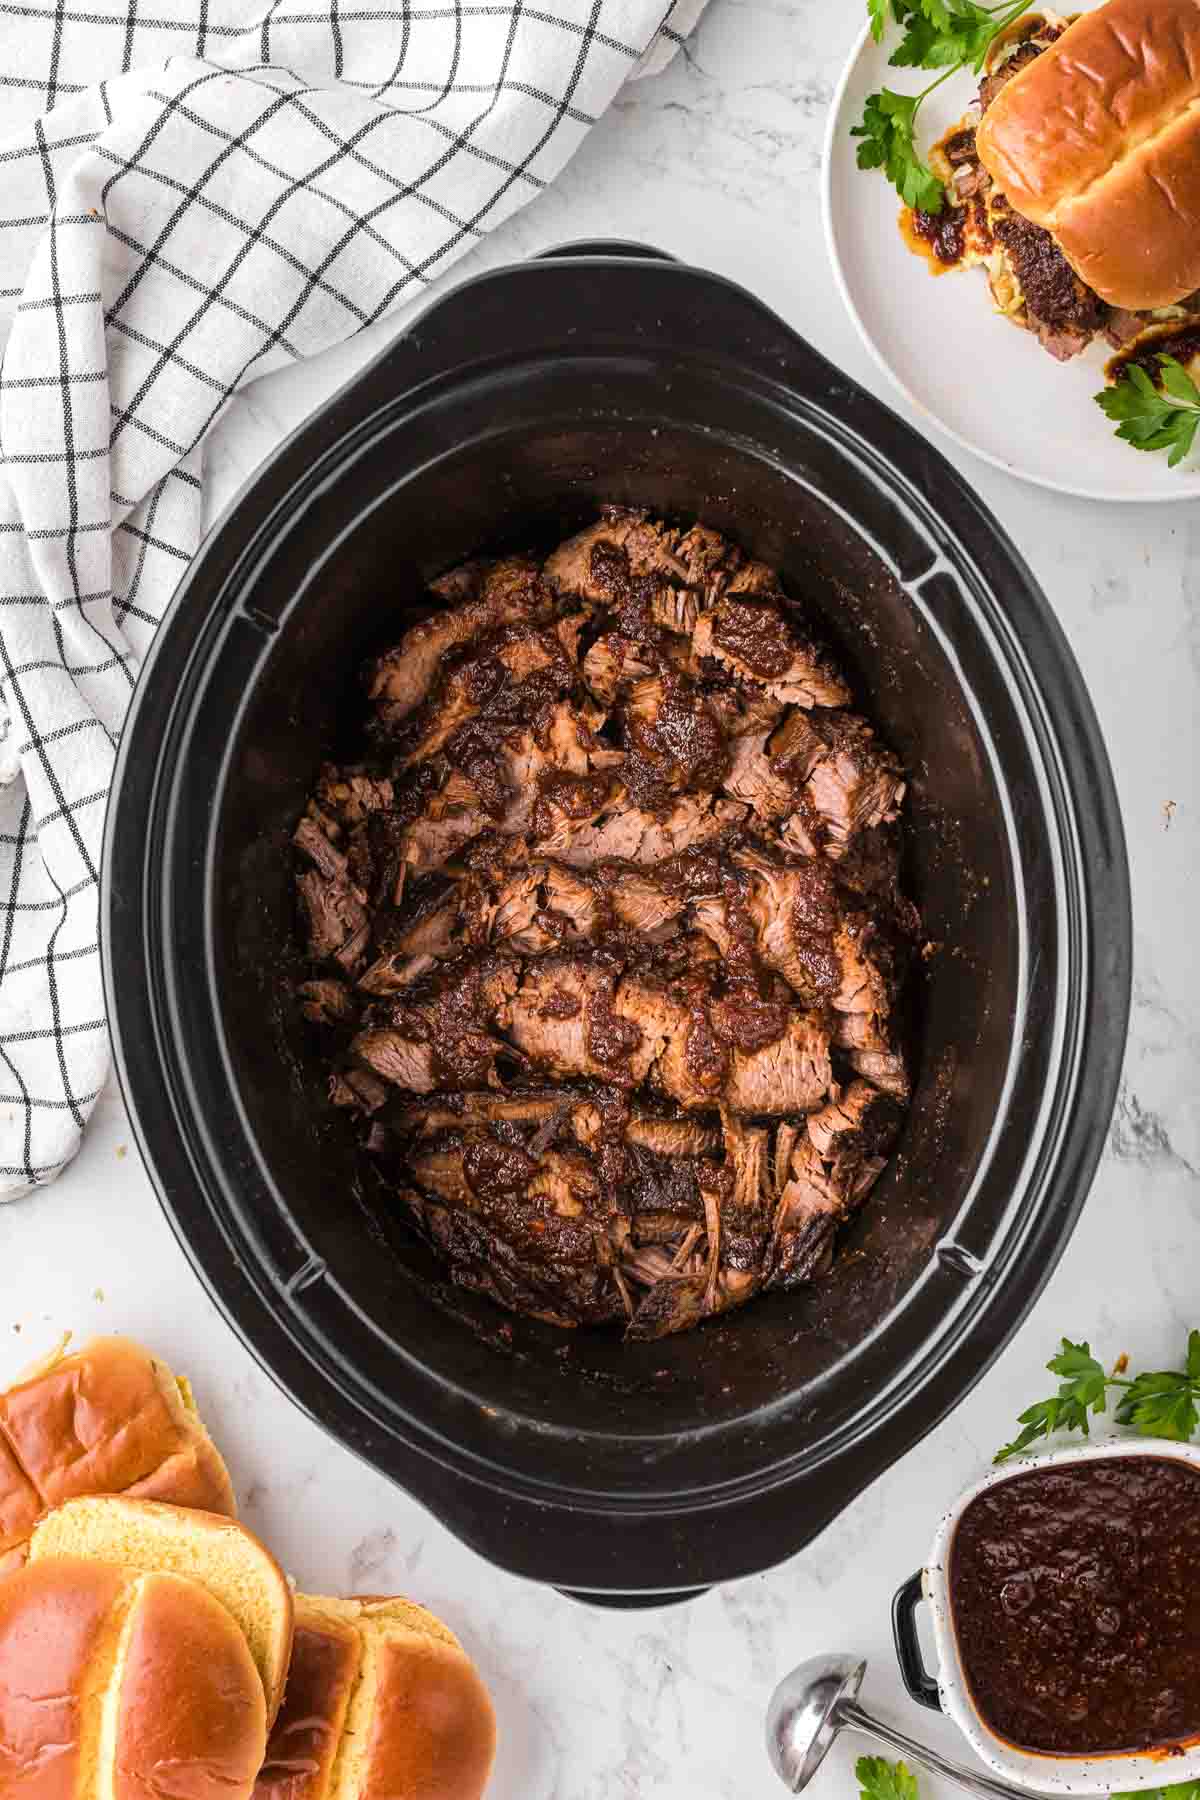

976,0,1200,309
0,1334,235,1573
253,1594,497,1800
0,1558,266,1800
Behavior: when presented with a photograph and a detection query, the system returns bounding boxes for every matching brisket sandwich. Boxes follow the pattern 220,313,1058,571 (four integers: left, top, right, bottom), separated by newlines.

907,0,1200,369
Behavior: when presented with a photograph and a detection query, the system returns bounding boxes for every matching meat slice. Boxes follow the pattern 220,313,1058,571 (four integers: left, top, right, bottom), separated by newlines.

396,622,568,767
297,979,357,1026
848,1048,910,1101
401,1126,626,1326
507,959,670,1087
648,983,831,1117
768,1081,903,1289
735,847,841,1006
399,809,483,877
466,866,542,951
460,855,611,955
535,862,605,943
623,1148,706,1243
406,1187,624,1328
368,556,553,720
807,1078,903,1165
353,954,519,1094
526,768,623,854
707,685,787,740
312,768,395,833
625,1252,757,1341
724,1012,832,1116
396,1090,586,1138
425,559,485,605
497,699,610,834
672,524,741,595
605,868,686,941
719,1109,772,1273
296,869,369,968
329,1068,388,1113
831,912,899,1054
726,559,779,596
293,814,347,883
541,793,747,868
693,596,850,709
351,1028,438,1095
581,633,657,705
408,1143,478,1207
989,198,1105,362
780,711,905,859
397,670,483,767
409,1138,602,1221
625,1115,723,1157
392,888,459,958
294,817,370,971
622,672,728,807
356,951,438,996
544,510,688,601
722,732,795,821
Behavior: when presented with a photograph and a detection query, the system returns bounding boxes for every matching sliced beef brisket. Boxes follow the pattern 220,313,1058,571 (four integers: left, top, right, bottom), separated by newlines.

292,512,917,1337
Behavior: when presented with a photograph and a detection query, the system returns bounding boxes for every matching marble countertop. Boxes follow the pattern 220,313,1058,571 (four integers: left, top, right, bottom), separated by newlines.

2,1,1197,1795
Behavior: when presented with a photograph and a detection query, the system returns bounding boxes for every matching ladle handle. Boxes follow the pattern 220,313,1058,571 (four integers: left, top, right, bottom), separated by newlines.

839,1700,1041,1800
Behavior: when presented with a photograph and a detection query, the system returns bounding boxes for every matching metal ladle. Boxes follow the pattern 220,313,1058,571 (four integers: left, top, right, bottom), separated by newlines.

766,1655,1040,1800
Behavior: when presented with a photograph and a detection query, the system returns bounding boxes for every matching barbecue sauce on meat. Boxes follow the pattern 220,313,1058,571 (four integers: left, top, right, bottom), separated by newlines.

789,860,841,1002
711,596,795,678
951,1458,1200,1755
989,200,1107,343
910,203,967,269
585,963,643,1077
292,510,917,1338
1115,328,1200,385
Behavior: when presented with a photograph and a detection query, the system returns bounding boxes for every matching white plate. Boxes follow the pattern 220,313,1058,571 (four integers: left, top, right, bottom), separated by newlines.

822,11,1200,502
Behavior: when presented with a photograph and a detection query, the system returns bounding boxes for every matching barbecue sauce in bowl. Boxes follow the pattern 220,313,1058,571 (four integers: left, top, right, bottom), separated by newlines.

950,1456,1200,1756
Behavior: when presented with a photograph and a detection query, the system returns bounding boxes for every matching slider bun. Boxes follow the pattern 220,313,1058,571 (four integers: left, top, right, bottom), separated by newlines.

0,1334,235,1573
28,1495,294,1725
254,1594,497,1800
976,0,1200,310
0,1557,266,1799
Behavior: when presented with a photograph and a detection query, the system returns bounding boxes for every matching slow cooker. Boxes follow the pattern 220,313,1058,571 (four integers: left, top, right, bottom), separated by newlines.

103,245,1131,1601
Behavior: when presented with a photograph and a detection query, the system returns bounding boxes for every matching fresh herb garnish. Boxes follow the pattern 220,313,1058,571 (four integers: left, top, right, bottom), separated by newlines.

857,1755,921,1800
853,0,1036,214
996,1330,1200,1463
1113,1786,1200,1800
857,1747,1200,1800
1095,354,1200,468
852,90,945,213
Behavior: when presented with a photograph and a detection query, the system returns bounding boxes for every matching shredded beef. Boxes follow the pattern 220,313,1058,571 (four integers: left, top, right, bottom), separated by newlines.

292,512,918,1338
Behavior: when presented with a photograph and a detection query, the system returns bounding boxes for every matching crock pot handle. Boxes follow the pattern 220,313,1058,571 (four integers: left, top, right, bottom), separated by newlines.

892,1571,942,1712
535,239,680,263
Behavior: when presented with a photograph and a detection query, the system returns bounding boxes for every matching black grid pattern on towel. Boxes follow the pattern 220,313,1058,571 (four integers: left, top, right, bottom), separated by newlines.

0,0,697,1193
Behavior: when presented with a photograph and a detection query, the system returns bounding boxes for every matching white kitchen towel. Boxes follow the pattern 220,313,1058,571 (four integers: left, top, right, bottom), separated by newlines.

0,0,701,1197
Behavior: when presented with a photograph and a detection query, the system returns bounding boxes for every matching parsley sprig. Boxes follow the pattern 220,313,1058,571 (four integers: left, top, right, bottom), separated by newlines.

861,1754,1200,1800
1113,1788,1200,1800
857,1756,921,1800
996,1330,1200,1463
1096,354,1200,468
854,0,1036,215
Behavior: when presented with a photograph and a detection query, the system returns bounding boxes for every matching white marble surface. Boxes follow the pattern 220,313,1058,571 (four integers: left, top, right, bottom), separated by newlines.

3,2,1199,1795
